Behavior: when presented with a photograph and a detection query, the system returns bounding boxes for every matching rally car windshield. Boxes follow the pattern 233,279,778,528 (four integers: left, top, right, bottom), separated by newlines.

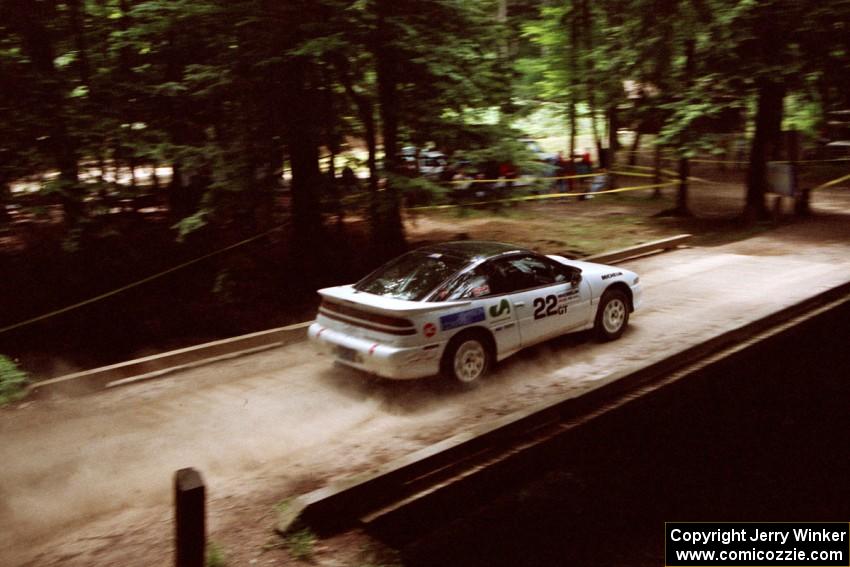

355,251,467,301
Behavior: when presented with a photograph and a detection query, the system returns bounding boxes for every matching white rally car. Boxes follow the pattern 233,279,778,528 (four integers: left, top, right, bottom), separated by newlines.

309,241,641,384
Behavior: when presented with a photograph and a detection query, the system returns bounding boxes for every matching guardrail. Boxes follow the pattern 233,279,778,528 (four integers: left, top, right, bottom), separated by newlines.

28,321,312,398
27,235,692,398
581,234,691,264
275,279,850,538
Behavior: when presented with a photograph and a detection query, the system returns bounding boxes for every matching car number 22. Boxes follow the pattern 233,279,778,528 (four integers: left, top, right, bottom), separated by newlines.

533,294,567,319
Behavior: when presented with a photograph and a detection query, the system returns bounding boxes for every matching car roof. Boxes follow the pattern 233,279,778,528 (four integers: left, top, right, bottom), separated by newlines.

415,241,532,263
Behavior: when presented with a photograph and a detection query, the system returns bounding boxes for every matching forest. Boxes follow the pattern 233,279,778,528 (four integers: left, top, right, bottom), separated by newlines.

1,0,849,377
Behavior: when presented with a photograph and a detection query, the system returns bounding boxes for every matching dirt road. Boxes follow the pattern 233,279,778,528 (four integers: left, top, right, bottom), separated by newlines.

3,189,850,566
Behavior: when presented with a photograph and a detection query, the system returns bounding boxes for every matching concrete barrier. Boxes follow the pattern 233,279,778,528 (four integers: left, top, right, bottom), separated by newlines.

581,233,691,264
275,279,850,537
28,321,312,398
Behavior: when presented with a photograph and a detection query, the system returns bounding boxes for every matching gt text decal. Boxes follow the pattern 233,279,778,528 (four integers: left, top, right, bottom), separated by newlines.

533,294,568,319
558,289,579,302
439,307,486,331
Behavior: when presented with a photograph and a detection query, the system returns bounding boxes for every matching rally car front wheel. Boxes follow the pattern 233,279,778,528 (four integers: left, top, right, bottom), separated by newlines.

441,331,493,384
594,288,630,341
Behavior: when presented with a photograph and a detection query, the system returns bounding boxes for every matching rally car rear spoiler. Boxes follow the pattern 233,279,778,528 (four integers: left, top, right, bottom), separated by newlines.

318,285,471,317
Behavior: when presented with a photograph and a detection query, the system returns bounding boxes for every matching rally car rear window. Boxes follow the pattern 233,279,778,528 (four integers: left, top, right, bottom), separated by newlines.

355,251,467,301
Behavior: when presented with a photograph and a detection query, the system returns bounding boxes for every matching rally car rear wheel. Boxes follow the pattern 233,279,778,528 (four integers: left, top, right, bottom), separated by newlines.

442,332,492,384
594,288,629,341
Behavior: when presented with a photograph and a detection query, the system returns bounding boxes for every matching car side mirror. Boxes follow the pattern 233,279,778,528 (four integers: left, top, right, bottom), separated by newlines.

571,270,582,286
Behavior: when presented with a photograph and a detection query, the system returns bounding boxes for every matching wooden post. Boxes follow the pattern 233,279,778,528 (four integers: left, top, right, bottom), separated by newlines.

175,468,205,567
789,129,809,216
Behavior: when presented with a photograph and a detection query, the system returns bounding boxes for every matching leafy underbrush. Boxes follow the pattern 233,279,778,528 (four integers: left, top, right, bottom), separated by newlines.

0,355,28,405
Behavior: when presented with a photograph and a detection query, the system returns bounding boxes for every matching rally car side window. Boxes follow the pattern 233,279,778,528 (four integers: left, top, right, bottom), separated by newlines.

547,259,576,283
489,254,560,293
356,251,467,301
439,265,493,300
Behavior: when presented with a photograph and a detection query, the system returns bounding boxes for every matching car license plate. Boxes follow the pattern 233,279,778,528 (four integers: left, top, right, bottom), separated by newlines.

335,345,359,363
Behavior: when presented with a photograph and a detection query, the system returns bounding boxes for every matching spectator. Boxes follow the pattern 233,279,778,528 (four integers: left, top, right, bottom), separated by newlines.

555,151,569,193
498,161,517,197
340,166,359,193
576,148,593,193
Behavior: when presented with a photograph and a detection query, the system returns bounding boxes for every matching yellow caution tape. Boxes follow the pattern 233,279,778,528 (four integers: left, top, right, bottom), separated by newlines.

409,180,678,211
813,172,850,191
608,170,658,178
446,169,673,185
616,164,722,185
0,226,283,335
662,157,750,165
791,157,850,164
619,164,676,176
448,171,603,185
661,156,850,165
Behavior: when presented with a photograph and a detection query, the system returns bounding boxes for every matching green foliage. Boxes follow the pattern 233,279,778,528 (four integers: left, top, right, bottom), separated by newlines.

456,137,536,173
393,175,446,207
357,541,403,567
211,270,236,305
0,355,28,405
173,210,209,241
274,498,293,515
783,93,821,137
1,0,849,241
205,541,226,567
284,528,317,561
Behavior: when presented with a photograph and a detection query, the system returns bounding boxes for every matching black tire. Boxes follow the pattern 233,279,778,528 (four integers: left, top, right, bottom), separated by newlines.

440,331,494,385
594,288,630,341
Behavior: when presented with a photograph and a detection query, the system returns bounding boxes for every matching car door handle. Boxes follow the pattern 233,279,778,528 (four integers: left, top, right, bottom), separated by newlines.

513,301,525,307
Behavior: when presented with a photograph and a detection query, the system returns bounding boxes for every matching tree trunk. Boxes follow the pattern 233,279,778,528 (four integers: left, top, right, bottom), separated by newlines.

579,0,601,157
365,121,378,193
672,37,696,215
0,182,10,223
373,0,407,260
568,5,579,159
568,103,577,159
652,143,663,198
286,59,325,275
745,79,785,221
322,76,339,182
676,156,691,215
11,0,82,223
590,106,603,158
333,55,379,224
67,0,91,87
497,0,508,57
164,28,187,221
628,131,641,166
606,105,618,189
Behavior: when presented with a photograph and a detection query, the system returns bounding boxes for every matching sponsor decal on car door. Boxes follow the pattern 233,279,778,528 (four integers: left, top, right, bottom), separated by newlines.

515,280,592,347
484,297,521,355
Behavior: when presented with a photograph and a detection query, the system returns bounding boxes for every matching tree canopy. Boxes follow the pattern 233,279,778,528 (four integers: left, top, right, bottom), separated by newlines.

1,0,849,248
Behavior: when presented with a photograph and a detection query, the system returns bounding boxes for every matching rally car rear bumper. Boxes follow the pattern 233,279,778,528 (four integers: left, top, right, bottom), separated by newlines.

308,322,444,380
